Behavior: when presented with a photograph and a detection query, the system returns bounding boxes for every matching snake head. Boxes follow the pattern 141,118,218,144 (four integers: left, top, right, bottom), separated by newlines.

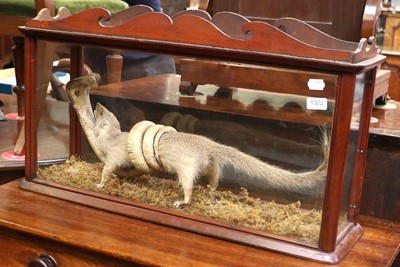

66,75,99,98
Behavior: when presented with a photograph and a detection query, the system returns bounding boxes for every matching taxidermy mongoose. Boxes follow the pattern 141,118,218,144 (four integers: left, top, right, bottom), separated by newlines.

93,103,328,208
93,103,143,181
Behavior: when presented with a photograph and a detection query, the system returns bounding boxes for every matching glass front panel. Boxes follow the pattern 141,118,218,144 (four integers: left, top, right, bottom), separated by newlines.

36,40,70,165
35,44,338,246
338,73,366,236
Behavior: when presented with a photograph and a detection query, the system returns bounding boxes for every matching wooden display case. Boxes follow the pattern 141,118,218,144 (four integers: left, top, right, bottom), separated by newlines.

18,6,385,263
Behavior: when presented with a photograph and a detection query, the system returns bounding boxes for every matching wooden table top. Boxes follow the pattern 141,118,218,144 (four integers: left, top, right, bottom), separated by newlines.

0,178,398,267
370,100,400,138
381,46,400,56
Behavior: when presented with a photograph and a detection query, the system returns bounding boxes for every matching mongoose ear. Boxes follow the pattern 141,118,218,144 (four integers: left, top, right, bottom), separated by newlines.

95,102,111,116
95,102,104,109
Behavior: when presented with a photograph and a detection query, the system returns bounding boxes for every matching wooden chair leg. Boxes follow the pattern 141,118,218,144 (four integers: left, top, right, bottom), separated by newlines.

50,73,68,102
106,52,123,84
198,0,211,12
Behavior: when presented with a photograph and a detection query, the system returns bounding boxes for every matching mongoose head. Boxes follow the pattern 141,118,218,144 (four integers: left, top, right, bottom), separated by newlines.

94,102,121,131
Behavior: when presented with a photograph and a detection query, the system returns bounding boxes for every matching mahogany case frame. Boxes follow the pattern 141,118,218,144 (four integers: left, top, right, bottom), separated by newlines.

18,6,385,263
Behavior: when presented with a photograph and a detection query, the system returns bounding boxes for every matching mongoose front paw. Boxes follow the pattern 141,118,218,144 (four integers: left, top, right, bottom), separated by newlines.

173,200,187,208
96,183,105,189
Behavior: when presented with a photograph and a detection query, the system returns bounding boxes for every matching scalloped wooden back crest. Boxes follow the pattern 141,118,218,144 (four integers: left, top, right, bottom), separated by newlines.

25,6,380,64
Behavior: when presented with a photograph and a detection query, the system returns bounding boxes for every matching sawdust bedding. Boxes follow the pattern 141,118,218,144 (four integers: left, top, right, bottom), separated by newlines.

39,156,324,243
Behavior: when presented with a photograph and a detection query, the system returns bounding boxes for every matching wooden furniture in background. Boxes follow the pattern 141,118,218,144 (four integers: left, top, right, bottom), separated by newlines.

381,12,400,101
380,48,400,100
0,0,57,156
193,0,390,103
0,36,13,68
383,12,400,48
0,0,128,157
200,0,381,42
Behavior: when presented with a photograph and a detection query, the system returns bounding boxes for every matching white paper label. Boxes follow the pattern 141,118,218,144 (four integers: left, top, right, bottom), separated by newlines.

307,79,325,91
307,97,328,110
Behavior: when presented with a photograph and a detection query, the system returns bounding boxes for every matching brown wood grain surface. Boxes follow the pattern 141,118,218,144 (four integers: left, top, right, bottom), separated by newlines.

90,74,334,126
0,178,397,266
205,0,369,42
